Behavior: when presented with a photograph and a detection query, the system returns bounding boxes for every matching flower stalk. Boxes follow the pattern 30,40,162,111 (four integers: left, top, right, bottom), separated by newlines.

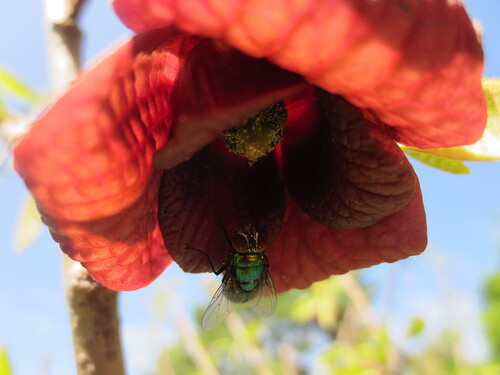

42,0,125,373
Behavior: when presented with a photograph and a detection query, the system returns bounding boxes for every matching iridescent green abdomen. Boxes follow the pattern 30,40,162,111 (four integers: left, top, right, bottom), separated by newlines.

225,252,265,302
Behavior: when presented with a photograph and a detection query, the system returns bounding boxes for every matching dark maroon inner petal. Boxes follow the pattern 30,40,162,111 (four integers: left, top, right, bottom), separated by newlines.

158,141,285,273
280,88,416,229
170,38,305,121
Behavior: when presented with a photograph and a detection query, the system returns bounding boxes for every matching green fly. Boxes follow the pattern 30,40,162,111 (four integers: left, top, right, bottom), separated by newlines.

187,223,277,330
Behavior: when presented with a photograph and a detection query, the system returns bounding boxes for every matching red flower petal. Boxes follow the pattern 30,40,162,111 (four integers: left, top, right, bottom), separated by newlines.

270,182,426,293
44,172,168,291
13,29,200,290
114,0,486,148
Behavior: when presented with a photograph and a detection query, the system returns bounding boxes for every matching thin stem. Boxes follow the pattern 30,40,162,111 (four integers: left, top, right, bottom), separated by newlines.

337,273,376,328
226,313,275,375
167,290,220,375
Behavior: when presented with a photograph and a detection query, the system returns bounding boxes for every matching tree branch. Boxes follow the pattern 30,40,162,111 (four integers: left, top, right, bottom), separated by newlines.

43,0,85,91
42,1,126,373
64,259,125,375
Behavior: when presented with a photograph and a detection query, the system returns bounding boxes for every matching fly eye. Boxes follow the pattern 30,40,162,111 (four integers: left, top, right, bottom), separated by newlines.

231,234,248,252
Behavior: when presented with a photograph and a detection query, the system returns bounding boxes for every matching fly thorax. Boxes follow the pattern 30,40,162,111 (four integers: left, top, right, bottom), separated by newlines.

234,252,264,268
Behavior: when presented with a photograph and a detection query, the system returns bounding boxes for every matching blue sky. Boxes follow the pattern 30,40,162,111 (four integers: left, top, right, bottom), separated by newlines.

1,1,500,374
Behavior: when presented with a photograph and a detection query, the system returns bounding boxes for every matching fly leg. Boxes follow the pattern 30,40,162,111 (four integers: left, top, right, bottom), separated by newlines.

184,246,226,275
217,218,236,251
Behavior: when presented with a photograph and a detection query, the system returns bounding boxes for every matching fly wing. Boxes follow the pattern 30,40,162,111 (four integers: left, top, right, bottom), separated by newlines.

248,271,277,317
201,275,237,330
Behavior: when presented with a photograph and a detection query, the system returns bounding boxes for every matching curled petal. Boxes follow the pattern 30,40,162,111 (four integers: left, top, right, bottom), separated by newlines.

158,141,285,273
114,0,486,148
281,88,416,229
14,29,196,221
269,183,427,293
13,29,199,289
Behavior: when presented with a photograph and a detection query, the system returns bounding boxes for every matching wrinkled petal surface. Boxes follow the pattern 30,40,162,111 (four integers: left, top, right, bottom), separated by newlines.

15,29,195,221
270,184,426,293
44,172,167,290
114,0,486,148
281,88,416,229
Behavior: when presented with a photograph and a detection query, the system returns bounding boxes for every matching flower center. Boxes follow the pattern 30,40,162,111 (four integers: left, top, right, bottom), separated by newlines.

220,101,288,164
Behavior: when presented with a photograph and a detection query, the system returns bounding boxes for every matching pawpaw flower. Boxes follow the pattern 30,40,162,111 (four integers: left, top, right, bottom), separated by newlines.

13,0,486,292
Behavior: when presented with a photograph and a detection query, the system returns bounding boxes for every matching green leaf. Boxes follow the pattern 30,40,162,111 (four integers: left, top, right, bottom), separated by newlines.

13,194,43,253
0,98,6,119
478,364,500,375
407,317,425,337
401,78,500,162
0,347,12,375
404,150,470,174
0,68,39,104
